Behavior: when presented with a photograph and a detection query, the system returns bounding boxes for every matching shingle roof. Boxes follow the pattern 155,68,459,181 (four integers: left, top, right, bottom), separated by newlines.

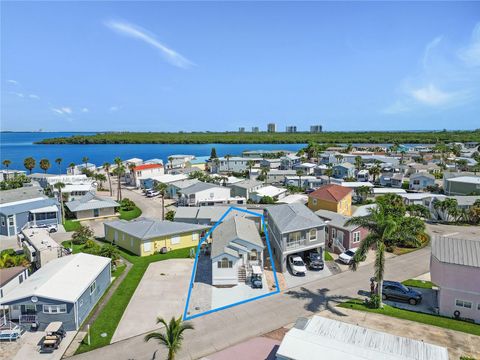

0,266,26,287
0,253,111,304
315,209,359,231
309,184,352,202
432,236,480,268
230,179,263,190
105,217,209,240
410,172,435,180
267,203,325,233
65,192,119,212
211,217,263,258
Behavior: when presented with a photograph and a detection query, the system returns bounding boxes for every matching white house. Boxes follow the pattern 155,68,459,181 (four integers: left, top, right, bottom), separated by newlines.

293,162,317,175
177,182,236,206
128,164,164,187
211,217,264,286
67,163,97,175
409,172,435,191
250,185,287,203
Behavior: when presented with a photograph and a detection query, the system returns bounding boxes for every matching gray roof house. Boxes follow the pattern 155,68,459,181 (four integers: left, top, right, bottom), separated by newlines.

0,186,60,236
211,217,264,286
332,163,355,179
174,206,262,226
443,176,480,196
177,182,233,207
409,172,435,191
266,204,326,272
166,178,200,199
228,179,264,199
0,253,111,331
65,192,119,220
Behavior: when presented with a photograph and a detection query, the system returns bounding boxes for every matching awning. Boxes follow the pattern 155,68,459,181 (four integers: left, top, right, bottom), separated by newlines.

30,205,58,214
251,265,262,275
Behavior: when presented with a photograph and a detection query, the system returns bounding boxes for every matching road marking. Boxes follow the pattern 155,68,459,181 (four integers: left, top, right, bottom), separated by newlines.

442,232,459,237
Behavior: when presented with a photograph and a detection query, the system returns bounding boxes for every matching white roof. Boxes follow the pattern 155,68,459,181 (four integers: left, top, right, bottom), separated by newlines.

278,194,308,204
61,184,95,193
253,185,287,197
341,182,374,188
299,162,317,168
372,188,407,194
446,176,480,184
276,316,448,360
29,205,59,213
399,193,436,201
140,173,188,183
0,253,110,304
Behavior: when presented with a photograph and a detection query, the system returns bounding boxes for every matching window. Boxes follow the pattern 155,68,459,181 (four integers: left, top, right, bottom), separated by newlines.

192,233,199,242
43,304,67,314
249,249,258,261
331,228,337,239
309,229,317,241
353,232,360,243
455,299,472,309
313,199,317,205
34,212,57,221
218,257,233,268
171,236,180,245
290,232,301,242
19,274,23,284
1,217,5,227
8,216,14,227
130,239,133,247
90,281,96,295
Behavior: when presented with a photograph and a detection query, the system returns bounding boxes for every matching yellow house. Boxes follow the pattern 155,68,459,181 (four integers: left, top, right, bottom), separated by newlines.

308,184,353,216
104,217,210,256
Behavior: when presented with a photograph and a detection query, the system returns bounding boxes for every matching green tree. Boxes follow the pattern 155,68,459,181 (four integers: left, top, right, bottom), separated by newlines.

210,147,217,159
168,156,174,171
55,158,62,173
103,162,113,196
24,157,36,174
259,166,269,185
54,182,66,223
113,157,125,201
345,208,399,308
296,169,305,188
154,182,168,220
82,156,89,169
225,154,232,173
356,186,371,202
144,316,194,360
129,163,137,187
354,156,363,171
246,160,255,177
369,165,381,183
259,196,275,204
2,159,11,169
0,250,30,269
165,210,175,221
72,224,94,245
68,162,76,174
334,154,344,163
39,158,51,173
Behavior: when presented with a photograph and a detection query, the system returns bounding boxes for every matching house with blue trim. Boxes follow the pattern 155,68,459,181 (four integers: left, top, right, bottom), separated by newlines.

0,253,111,331
0,186,60,236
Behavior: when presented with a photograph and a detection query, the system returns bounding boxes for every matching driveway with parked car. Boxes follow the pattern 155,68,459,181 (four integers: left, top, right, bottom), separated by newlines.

383,282,438,315
284,250,332,288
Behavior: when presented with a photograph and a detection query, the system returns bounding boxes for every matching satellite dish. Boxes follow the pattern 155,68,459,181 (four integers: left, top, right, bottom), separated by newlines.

31,296,38,303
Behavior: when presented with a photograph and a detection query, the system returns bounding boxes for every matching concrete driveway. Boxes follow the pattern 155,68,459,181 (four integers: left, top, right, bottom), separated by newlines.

332,249,396,272
385,287,438,315
111,259,194,343
283,266,332,289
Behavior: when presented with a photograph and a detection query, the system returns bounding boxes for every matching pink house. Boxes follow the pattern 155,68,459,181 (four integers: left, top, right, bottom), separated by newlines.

315,209,369,254
430,236,480,324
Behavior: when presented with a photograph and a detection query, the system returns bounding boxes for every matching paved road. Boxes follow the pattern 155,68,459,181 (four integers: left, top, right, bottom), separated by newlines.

70,245,431,360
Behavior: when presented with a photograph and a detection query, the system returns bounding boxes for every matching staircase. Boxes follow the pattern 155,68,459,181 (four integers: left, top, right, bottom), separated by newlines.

333,238,346,253
237,266,246,283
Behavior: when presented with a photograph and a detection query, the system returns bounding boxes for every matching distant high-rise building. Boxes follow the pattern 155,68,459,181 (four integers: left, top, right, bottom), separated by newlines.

252,126,259,133
310,125,323,133
286,126,297,133
267,123,276,133
239,127,245,133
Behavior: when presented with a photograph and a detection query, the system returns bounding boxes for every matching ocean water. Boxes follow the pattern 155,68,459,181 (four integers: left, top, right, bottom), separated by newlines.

0,132,305,174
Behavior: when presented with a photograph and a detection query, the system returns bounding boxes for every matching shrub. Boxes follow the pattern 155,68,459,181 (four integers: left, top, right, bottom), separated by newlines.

165,210,175,221
120,198,136,211
72,225,94,245
365,294,381,309
259,196,275,204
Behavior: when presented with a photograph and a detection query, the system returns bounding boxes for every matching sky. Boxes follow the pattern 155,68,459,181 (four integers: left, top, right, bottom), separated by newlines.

1,1,480,132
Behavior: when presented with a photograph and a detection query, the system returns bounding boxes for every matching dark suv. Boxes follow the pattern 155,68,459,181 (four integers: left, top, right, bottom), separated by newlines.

306,251,324,270
382,281,422,305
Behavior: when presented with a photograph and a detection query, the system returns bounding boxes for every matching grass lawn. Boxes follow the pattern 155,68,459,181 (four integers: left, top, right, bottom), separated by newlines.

324,251,334,261
339,299,480,337
119,206,142,220
402,279,435,289
75,243,195,354
63,219,82,232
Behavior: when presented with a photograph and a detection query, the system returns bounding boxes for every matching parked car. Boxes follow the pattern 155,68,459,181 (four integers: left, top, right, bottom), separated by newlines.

306,251,324,270
382,280,423,305
143,188,152,194
288,255,307,276
338,248,358,265
251,274,263,289
146,190,160,197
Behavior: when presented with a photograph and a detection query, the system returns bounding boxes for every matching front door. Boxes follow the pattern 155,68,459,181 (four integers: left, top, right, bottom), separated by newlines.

239,254,244,266
93,208,100,217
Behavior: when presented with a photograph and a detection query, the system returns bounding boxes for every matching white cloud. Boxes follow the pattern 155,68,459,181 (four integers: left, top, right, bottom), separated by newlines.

9,92,24,98
82,107,89,113
61,107,72,114
7,80,19,85
109,106,120,112
52,107,73,115
409,84,455,106
422,36,442,68
105,19,194,69
52,108,64,115
29,94,40,99
458,22,480,67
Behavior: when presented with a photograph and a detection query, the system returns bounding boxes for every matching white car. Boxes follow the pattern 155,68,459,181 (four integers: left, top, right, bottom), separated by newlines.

338,248,358,265
288,255,307,276
146,190,160,197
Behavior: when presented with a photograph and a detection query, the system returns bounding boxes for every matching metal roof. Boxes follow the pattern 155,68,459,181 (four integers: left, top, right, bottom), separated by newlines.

431,236,480,268
315,210,359,231
180,182,226,195
104,217,209,240
211,217,264,259
267,203,325,233
65,192,119,212
276,316,449,360
0,197,59,216
0,186,45,204
229,179,263,190
0,253,111,304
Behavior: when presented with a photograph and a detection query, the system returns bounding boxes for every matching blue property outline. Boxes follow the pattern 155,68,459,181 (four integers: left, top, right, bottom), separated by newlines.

183,206,280,320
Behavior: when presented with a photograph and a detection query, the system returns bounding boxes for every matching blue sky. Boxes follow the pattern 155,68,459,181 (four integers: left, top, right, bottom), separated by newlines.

1,2,479,132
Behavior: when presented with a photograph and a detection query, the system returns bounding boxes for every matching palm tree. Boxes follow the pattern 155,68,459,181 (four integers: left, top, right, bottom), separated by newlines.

246,160,255,177
24,157,36,174
128,163,137,187
113,157,125,201
168,157,174,172
39,158,51,173
259,166,269,185
103,162,113,196
325,163,333,184
334,154,343,164
154,182,168,220
55,158,63,173
225,154,232,173
354,156,362,171
95,173,107,190
345,208,398,308
369,165,381,184
82,156,89,170
2,159,11,170
296,169,305,189
68,162,76,174
144,316,194,360
400,150,406,165
54,182,66,224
